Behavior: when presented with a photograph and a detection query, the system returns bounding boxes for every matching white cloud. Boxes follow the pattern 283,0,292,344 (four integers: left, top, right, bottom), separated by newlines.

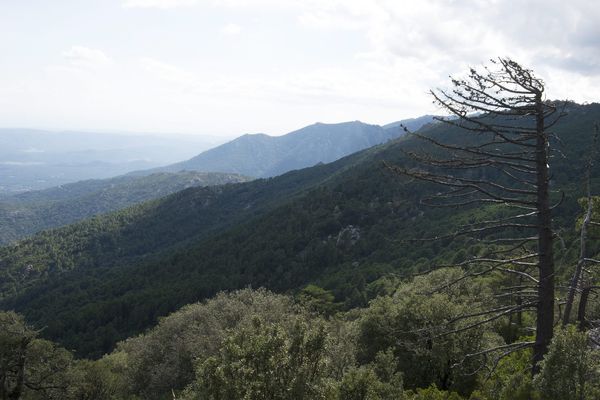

135,55,419,113
210,0,300,7
287,0,600,101
122,0,197,9
221,23,242,35
5,0,600,136
62,46,113,69
199,0,600,108
139,57,196,84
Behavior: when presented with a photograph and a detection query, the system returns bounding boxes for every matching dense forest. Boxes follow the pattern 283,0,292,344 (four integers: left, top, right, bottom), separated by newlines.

2,60,600,399
2,101,599,354
0,171,250,245
3,285,600,399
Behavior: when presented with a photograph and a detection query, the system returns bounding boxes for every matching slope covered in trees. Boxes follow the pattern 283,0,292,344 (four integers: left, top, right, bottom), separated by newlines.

0,152,368,304
0,171,250,245
0,102,599,359
4,286,600,400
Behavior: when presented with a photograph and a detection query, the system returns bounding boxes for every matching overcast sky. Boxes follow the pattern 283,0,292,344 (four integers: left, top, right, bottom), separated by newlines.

1,0,599,137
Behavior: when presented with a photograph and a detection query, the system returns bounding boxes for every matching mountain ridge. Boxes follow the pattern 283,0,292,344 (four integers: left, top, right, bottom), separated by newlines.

0,171,250,245
133,118,434,178
0,116,432,245
2,102,598,357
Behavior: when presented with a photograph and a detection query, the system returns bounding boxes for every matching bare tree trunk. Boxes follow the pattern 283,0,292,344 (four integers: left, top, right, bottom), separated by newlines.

563,184,593,325
577,286,591,330
516,275,523,328
532,95,555,374
569,123,599,331
389,58,564,376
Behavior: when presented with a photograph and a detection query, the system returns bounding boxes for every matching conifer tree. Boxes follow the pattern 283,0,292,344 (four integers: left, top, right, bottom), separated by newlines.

388,58,564,373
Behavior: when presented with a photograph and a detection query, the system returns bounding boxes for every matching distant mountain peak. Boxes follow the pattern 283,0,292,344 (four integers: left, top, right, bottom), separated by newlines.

134,115,436,179
383,115,439,131
240,132,268,137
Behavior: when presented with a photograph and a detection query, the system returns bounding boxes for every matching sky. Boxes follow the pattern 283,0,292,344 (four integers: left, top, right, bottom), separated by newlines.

1,0,599,137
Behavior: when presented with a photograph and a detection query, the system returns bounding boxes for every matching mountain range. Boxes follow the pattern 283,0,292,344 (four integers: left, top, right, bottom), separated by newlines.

1,102,597,358
0,117,436,244
135,117,436,178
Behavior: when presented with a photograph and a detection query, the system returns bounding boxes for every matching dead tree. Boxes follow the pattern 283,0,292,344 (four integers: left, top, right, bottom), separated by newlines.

574,201,600,331
387,58,564,374
563,124,599,327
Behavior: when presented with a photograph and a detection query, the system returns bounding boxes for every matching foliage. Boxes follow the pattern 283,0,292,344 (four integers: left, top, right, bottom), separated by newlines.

0,171,250,245
534,326,600,400
117,289,325,399
337,349,405,400
65,354,129,400
2,281,600,400
477,348,538,400
297,284,340,315
0,103,599,360
185,317,332,400
357,268,503,394
407,385,464,400
112,289,358,399
0,311,72,400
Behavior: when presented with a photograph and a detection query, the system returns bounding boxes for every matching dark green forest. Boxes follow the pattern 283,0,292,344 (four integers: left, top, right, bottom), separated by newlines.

2,64,600,398
2,102,599,355
0,171,250,245
3,285,600,399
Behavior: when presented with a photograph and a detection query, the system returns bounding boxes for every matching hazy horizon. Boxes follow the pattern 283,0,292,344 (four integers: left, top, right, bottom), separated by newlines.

0,115,428,138
2,1,599,137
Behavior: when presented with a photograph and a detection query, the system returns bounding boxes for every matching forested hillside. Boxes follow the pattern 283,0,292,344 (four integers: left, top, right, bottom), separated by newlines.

4,285,600,399
0,151,367,303
1,102,598,360
0,171,250,245
4,1,597,398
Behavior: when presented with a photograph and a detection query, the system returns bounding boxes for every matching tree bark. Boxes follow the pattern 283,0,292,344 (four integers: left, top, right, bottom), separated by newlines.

390,58,561,376
577,286,591,330
563,187,592,325
532,93,555,375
